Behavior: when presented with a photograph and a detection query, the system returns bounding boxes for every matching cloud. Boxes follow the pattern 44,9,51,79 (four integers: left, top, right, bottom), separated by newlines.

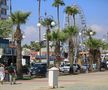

22,25,46,45
90,24,108,39
90,24,104,32
22,26,38,45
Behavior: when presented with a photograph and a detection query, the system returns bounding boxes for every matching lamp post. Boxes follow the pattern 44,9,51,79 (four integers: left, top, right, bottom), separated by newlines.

37,15,55,67
37,0,41,62
9,0,15,64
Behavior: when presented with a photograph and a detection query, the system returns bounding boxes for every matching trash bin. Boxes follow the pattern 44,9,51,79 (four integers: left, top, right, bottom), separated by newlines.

48,67,59,88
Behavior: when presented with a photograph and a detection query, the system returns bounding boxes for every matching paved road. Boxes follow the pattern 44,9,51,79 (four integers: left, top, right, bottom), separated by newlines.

0,71,108,90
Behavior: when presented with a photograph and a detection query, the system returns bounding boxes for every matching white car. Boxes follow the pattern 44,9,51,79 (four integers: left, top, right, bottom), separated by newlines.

106,61,108,68
59,63,70,73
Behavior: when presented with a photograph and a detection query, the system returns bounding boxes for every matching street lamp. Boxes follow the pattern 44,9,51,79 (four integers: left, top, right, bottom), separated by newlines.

38,15,55,67
37,0,42,62
90,31,93,36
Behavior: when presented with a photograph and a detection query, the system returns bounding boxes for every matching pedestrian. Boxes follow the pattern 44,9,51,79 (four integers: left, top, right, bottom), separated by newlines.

0,63,5,85
8,63,16,85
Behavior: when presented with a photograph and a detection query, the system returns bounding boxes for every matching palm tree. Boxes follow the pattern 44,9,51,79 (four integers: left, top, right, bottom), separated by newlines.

84,38,102,71
30,41,40,51
84,29,96,71
63,26,78,66
52,0,65,60
71,6,79,26
49,30,66,66
41,17,55,67
52,0,65,29
11,11,30,79
64,6,73,26
64,5,79,66
64,5,79,26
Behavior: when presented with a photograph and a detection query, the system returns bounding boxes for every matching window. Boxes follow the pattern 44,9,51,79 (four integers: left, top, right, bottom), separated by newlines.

1,8,6,15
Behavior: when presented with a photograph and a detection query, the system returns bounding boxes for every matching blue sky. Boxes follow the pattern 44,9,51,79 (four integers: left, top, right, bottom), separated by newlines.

11,0,108,44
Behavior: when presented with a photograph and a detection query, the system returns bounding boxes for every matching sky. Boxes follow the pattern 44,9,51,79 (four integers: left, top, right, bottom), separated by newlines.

10,0,108,44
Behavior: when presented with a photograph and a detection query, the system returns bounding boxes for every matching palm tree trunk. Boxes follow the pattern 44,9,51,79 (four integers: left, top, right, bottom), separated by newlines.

16,40,23,79
67,15,70,26
55,5,61,67
55,41,61,67
15,26,23,79
73,14,75,27
96,50,101,71
89,49,93,72
69,38,74,66
46,26,50,68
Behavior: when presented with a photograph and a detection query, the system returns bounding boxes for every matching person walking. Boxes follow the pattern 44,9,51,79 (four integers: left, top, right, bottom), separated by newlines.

0,63,5,85
8,63,16,85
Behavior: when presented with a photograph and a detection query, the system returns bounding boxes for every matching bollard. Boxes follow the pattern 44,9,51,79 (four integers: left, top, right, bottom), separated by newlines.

48,67,59,88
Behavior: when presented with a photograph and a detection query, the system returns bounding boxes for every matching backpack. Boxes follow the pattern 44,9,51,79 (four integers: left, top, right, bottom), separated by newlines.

8,66,15,73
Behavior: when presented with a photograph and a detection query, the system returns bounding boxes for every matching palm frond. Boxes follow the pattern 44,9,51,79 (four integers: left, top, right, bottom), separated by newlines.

52,0,65,7
11,11,30,25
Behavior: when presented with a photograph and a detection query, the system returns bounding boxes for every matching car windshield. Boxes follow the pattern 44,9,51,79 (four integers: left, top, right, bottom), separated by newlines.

64,64,70,66
31,63,47,68
66,64,70,66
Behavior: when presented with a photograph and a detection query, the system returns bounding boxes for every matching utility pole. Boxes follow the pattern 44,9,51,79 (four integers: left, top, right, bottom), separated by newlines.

37,0,41,62
107,32,108,42
10,0,14,64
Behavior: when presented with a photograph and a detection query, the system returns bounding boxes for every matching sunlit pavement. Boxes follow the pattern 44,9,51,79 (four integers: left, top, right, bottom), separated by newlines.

0,71,108,90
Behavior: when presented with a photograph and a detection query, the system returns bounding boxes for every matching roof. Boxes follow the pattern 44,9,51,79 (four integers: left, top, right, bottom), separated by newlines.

36,55,56,60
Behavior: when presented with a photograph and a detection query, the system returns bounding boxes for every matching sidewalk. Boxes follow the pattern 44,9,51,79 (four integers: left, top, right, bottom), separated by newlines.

0,71,108,90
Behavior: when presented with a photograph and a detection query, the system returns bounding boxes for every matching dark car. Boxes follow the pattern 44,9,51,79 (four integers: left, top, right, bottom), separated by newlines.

100,60,107,71
69,64,81,74
30,63,47,77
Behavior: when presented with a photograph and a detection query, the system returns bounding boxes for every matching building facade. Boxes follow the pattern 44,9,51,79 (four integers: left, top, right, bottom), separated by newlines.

0,0,8,19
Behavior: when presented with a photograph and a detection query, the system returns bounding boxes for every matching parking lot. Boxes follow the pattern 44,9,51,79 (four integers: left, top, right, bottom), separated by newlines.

0,71,108,90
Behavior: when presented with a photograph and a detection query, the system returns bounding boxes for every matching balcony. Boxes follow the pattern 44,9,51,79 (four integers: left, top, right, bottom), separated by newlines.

0,14,8,19
0,4,8,9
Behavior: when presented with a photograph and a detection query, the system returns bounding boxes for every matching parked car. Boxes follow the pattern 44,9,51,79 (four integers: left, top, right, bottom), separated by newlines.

22,65,30,74
81,64,90,73
59,63,70,73
30,63,47,77
59,63,81,74
100,60,107,71
106,60,108,69
70,64,81,74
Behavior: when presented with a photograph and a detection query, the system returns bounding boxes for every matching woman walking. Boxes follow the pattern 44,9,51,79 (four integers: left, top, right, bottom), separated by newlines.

0,63,5,85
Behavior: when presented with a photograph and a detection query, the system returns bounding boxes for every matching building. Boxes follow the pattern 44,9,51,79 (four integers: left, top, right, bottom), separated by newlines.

0,38,16,65
0,38,30,66
0,0,8,19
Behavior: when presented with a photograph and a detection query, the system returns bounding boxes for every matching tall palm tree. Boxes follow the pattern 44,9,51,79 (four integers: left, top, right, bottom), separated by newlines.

11,11,30,79
64,6,72,26
41,17,54,67
52,0,65,61
84,29,96,71
65,5,79,26
71,6,79,26
49,30,66,66
63,26,78,65
52,0,65,29
64,5,79,65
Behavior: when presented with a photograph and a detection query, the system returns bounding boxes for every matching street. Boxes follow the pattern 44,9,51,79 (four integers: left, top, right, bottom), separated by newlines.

0,71,108,90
